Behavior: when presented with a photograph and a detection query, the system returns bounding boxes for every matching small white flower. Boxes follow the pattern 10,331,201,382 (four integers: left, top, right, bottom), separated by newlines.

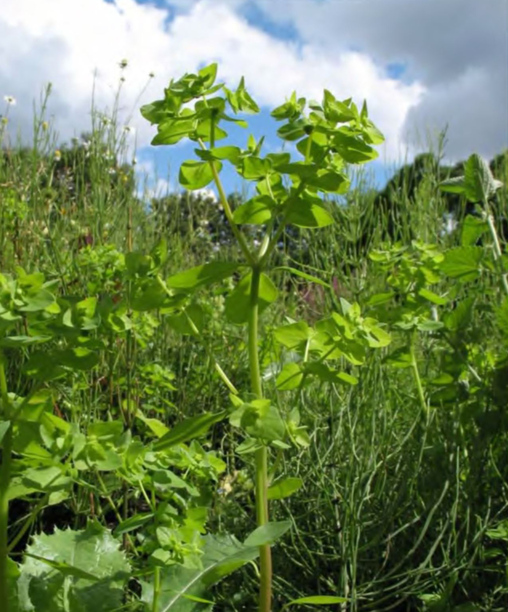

54,149,62,161
119,58,128,70
132,157,138,166
253,239,260,247
4,95,16,106
108,168,116,175
123,125,135,134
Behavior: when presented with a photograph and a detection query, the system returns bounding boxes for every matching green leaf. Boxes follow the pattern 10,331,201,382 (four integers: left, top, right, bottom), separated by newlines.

440,154,504,203
277,119,308,141
58,347,99,371
417,288,447,305
113,513,154,536
18,524,130,612
276,362,303,390
275,266,330,288
244,521,291,547
0,420,10,444
274,321,313,350
196,146,241,165
0,335,51,348
305,362,358,385
136,413,170,438
385,348,413,369
154,411,226,452
464,153,504,203
167,262,239,292
141,534,259,612
439,176,466,195
240,156,272,180
179,160,222,190
152,118,196,145
444,297,475,332
232,399,286,442
232,195,275,225
267,477,303,500
225,272,278,324
285,595,347,607
461,214,488,246
20,289,55,312
198,63,218,89
332,132,378,164
286,195,334,228
440,246,483,281
308,170,349,193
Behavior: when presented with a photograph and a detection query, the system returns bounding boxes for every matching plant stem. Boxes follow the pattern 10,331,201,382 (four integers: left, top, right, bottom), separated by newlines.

409,331,428,420
152,566,161,612
197,139,255,266
248,267,272,612
0,352,12,612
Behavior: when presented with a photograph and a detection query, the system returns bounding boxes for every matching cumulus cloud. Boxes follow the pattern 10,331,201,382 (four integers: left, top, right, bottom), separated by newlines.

0,0,424,162
249,0,508,161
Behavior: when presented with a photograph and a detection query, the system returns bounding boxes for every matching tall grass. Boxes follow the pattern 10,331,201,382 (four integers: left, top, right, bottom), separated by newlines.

1,86,507,611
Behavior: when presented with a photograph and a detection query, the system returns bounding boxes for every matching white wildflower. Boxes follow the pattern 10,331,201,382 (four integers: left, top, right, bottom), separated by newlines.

4,95,16,106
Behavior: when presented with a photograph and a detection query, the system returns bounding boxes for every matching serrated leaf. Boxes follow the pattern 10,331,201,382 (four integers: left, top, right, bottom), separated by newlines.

19,524,130,612
461,214,488,246
440,246,483,281
464,153,503,203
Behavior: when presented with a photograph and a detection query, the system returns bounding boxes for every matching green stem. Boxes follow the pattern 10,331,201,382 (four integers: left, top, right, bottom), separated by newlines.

152,566,161,612
197,139,255,266
409,331,428,420
0,353,12,612
248,267,272,612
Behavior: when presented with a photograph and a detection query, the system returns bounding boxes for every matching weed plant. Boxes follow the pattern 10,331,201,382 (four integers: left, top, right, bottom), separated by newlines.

0,66,507,612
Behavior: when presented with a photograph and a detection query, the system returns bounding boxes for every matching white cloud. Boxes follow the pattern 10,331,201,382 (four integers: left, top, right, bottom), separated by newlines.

249,0,508,162
8,0,503,167
0,0,425,164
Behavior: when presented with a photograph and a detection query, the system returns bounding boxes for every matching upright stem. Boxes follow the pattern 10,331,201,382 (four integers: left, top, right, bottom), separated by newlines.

0,352,12,612
409,331,428,420
248,267,272,612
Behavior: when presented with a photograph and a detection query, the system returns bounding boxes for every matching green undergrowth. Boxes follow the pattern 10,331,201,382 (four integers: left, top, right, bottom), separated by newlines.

0,67,507,611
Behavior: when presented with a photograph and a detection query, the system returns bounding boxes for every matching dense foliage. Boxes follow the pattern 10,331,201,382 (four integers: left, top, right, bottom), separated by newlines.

0,65,508,611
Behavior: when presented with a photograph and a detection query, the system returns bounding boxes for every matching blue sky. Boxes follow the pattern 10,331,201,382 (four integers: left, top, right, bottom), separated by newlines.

1,0,507,200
